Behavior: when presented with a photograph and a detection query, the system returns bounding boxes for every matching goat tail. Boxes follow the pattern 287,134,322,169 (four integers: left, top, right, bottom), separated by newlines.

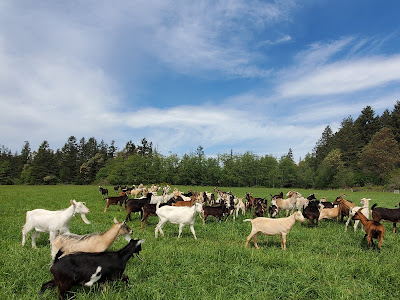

371,203,377,210
243,219,252,222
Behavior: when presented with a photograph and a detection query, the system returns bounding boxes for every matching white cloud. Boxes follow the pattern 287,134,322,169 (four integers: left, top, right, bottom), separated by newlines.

279,54,400,98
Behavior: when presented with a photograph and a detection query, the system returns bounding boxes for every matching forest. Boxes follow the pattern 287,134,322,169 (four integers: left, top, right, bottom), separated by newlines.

1,102,400,189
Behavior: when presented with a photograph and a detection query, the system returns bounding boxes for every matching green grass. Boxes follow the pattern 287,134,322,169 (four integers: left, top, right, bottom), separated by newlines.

1,185,400,299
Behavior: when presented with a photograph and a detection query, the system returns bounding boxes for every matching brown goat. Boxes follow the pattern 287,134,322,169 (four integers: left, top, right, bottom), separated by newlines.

172,196,196,207
352,209,385,251
104,193,128,212
333,197,355,222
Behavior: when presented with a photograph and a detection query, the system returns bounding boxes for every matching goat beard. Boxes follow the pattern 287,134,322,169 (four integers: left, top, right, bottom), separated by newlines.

124,234,132,242
80,214,91,224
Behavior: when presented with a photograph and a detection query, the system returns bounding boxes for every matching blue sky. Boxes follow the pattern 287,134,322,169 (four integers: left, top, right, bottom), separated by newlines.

1,1,400,161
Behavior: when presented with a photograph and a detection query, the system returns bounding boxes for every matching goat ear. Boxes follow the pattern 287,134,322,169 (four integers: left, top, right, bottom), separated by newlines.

71,199,77,205
113,217,118,224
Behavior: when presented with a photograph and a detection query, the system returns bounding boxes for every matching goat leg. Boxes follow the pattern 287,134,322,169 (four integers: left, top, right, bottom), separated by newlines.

39,279,56,295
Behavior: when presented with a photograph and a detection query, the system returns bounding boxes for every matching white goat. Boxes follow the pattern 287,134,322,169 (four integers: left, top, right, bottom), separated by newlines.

345,198,370,232
235,197,246,217
50,218,132,260
155,202,204,239
150,192,174,204
22,200,90,248
244,211,305,250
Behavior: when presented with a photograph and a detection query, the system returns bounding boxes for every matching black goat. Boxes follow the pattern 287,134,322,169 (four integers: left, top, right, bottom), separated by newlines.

125,192,152,221
40,239,144,299
302,200,321,227
203,204,229,223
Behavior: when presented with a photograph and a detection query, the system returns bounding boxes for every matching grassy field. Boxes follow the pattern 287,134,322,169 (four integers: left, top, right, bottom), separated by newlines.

1,185,400,299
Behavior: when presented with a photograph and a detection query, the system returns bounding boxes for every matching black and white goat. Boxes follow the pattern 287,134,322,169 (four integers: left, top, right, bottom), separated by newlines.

40,239,144,299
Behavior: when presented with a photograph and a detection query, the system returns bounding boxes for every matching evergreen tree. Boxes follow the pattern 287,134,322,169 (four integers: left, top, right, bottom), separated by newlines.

313,126,334,166
29,141,58,184
58,136,79,183
354,106,380,146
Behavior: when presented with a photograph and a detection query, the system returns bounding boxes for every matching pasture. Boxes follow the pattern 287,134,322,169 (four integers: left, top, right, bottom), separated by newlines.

1,185,400,299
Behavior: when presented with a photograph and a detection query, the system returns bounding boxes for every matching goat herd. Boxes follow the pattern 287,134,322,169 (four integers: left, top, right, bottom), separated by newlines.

21,184,400,299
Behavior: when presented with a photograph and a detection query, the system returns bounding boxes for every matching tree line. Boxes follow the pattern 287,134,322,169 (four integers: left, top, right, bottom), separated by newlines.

1,102,400,189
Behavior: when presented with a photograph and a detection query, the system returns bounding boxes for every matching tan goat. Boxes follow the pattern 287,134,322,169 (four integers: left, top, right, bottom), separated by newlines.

244,211,305,250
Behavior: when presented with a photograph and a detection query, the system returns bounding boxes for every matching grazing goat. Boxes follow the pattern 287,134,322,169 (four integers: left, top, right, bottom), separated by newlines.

22,200,90,248
345,198,370,232
244,211,305,250
155,202,204,239
51,218,132,260
40,239,144,299
371,203,400,233
104,193,128,212
352,209,385,251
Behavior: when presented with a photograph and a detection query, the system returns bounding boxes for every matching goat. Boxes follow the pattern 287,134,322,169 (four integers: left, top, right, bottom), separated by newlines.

253,202,268,218
274,195,296,216
345,198,370,232
352,209,385,251
155,202,204,239
150,192,175,204
172,196,196,207
113,184,120,193
268,201,279,218
51,218,133,260
140,201,175,229
244,211,305,250
235,197,246,217
333,197,356,222
270,192,283,199
22,200,90,248
40,239,144,299
203,201,230,223
302,200,321,227
98,186,108,197
371,202,400,233
104,193,128,212
125,192,152,221
318,205,339,222
245,193,265,210
319,197,334,208
287,190,309,211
